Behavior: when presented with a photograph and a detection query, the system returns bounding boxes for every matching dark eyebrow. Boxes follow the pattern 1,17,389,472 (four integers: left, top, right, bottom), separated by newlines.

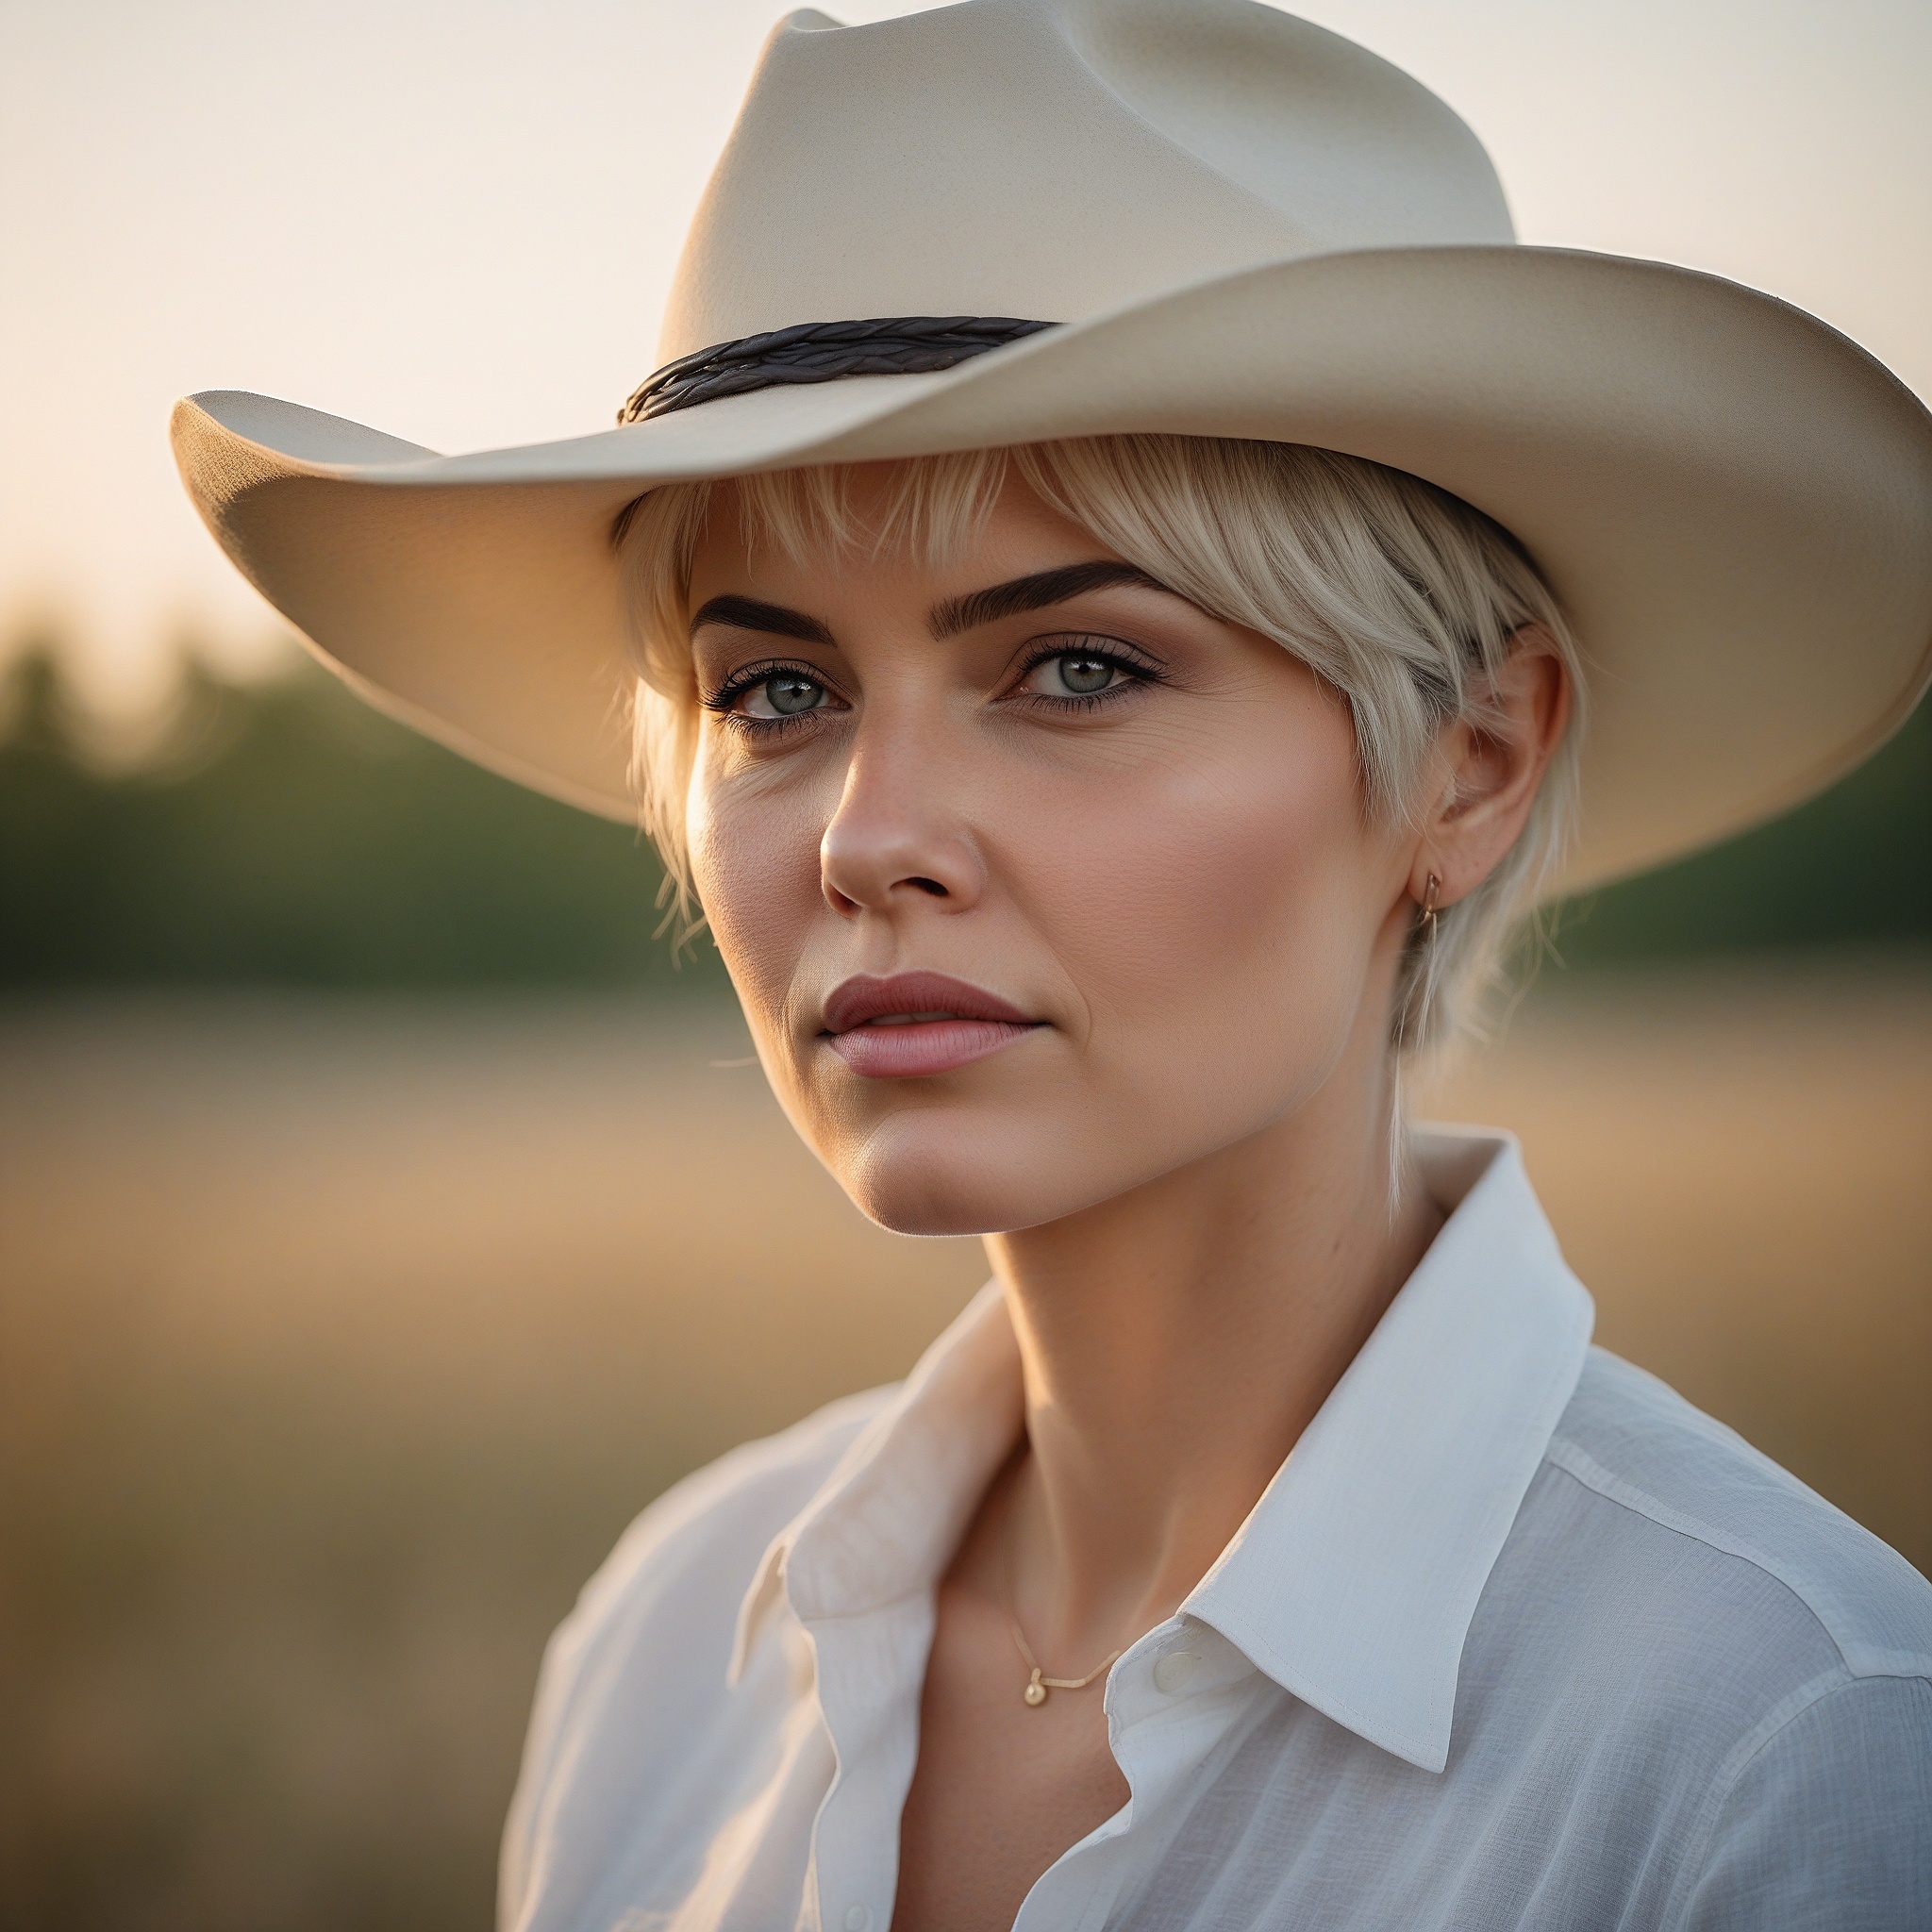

929,559,1174,639
689,594,835,648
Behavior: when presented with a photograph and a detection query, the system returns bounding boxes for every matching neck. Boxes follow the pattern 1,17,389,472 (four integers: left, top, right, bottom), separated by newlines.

981,993,1442,1669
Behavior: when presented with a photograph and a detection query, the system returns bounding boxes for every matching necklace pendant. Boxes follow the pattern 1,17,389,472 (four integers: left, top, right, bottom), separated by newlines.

1023,1668,1048,1707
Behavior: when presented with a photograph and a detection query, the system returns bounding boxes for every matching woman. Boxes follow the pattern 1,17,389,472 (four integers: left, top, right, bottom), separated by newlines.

173,2,1932,1926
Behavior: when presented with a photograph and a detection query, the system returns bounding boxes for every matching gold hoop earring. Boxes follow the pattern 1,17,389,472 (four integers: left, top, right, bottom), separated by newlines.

1421,872,1441,944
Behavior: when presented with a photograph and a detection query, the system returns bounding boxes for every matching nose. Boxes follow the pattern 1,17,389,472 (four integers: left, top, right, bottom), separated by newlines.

819,727,985,917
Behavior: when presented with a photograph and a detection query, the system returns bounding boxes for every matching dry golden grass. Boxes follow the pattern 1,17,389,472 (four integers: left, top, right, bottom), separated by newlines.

0,957,1925,1929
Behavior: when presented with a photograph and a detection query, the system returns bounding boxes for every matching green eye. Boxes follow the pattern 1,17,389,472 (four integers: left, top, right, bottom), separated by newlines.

1051,654,1116,695
758,671,824,716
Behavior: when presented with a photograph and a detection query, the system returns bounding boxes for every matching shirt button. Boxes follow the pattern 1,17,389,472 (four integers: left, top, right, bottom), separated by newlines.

843,1908,873,1932
1152,1650,1198,1694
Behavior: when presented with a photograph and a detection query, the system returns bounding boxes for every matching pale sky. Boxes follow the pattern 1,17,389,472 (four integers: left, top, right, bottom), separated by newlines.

3,0,1928,711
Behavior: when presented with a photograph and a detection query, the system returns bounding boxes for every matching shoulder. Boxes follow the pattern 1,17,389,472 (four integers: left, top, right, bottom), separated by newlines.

1466,1351,1932,1923
499,1384,896,1906
1542,1347,1932,1687
1552,1350,1932,1931
557,1381,896,1667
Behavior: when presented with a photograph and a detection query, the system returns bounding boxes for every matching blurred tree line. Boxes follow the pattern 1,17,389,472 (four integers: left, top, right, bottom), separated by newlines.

1,631,1926,989
0,635,724,991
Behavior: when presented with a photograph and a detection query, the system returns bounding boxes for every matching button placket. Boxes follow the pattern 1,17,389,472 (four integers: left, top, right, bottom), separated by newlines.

793,1591,934,1932
1009,1629,1256,1931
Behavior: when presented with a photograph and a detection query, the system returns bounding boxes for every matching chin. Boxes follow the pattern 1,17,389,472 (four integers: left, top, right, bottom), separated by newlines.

835,1108,1115,1239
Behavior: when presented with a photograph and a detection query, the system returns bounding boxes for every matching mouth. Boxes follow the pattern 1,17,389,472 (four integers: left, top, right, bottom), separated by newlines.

819,971,1045,1079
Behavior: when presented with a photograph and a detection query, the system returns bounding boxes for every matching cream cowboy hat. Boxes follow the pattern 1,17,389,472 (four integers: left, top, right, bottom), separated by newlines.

172,0,1932,893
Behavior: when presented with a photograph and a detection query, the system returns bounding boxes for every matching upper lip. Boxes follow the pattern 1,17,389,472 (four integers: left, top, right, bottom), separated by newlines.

820,972,1039,1035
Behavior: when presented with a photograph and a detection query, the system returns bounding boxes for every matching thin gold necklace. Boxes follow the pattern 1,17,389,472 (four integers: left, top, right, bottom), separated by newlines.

999,1481,1124,1708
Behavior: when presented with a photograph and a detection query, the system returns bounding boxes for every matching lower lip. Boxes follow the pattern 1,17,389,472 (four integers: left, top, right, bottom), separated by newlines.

826,1019,1041,1078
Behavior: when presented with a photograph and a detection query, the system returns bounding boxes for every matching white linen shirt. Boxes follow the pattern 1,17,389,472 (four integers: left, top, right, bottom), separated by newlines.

501,1129,1932,1932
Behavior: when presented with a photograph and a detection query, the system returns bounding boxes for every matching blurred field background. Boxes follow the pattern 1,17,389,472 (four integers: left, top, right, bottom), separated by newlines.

6,0,1928,1923
1,634,1928,1931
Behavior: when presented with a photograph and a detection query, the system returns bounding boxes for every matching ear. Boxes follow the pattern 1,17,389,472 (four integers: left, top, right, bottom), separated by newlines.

1408,626,1572,908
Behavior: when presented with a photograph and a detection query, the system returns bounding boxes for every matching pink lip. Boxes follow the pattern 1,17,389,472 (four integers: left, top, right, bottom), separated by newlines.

820,971,1044,1079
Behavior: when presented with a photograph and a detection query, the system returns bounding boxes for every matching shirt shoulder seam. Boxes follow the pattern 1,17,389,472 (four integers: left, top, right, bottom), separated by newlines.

1658,1670,1930,1930
1543,1433,1932,1683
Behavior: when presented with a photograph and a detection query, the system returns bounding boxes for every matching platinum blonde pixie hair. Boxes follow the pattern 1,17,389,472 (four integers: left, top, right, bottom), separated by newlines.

617,436,1585,1057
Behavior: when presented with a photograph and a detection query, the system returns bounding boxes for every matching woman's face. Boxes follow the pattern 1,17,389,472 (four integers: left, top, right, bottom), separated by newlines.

685,471,1416,1237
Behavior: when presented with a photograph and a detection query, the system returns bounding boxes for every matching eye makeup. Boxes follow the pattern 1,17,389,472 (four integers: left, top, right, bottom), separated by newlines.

1002,632,1170,713
701,658,849,734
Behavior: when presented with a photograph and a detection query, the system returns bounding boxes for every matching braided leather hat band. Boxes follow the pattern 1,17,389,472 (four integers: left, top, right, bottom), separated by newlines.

617,315,1058,425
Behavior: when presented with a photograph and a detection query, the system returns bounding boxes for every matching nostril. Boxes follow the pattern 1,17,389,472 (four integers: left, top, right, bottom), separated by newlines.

906,877,948,897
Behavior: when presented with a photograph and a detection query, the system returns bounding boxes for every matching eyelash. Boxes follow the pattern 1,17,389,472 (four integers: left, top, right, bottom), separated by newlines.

700,658,843,735
1008,635,1167,711
698,636,1168,737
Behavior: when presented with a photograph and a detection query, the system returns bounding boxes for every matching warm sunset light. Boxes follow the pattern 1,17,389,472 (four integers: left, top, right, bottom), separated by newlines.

3,6,1927,1928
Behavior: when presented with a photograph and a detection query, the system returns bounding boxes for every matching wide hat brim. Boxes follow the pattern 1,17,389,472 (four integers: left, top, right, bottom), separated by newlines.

173,242,1932,896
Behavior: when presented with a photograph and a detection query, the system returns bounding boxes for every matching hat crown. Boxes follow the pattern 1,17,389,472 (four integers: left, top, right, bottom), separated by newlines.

659,0,1514,362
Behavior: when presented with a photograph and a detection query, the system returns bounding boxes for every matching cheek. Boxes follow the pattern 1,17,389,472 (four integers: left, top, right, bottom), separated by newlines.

1016,702,1384,1097
686,746,829,1031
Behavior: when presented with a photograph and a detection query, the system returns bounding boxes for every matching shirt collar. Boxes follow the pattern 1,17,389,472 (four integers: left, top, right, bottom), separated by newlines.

1183,1127,1593,1771
730,1275,1020,1680
733,1127,1593,1774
